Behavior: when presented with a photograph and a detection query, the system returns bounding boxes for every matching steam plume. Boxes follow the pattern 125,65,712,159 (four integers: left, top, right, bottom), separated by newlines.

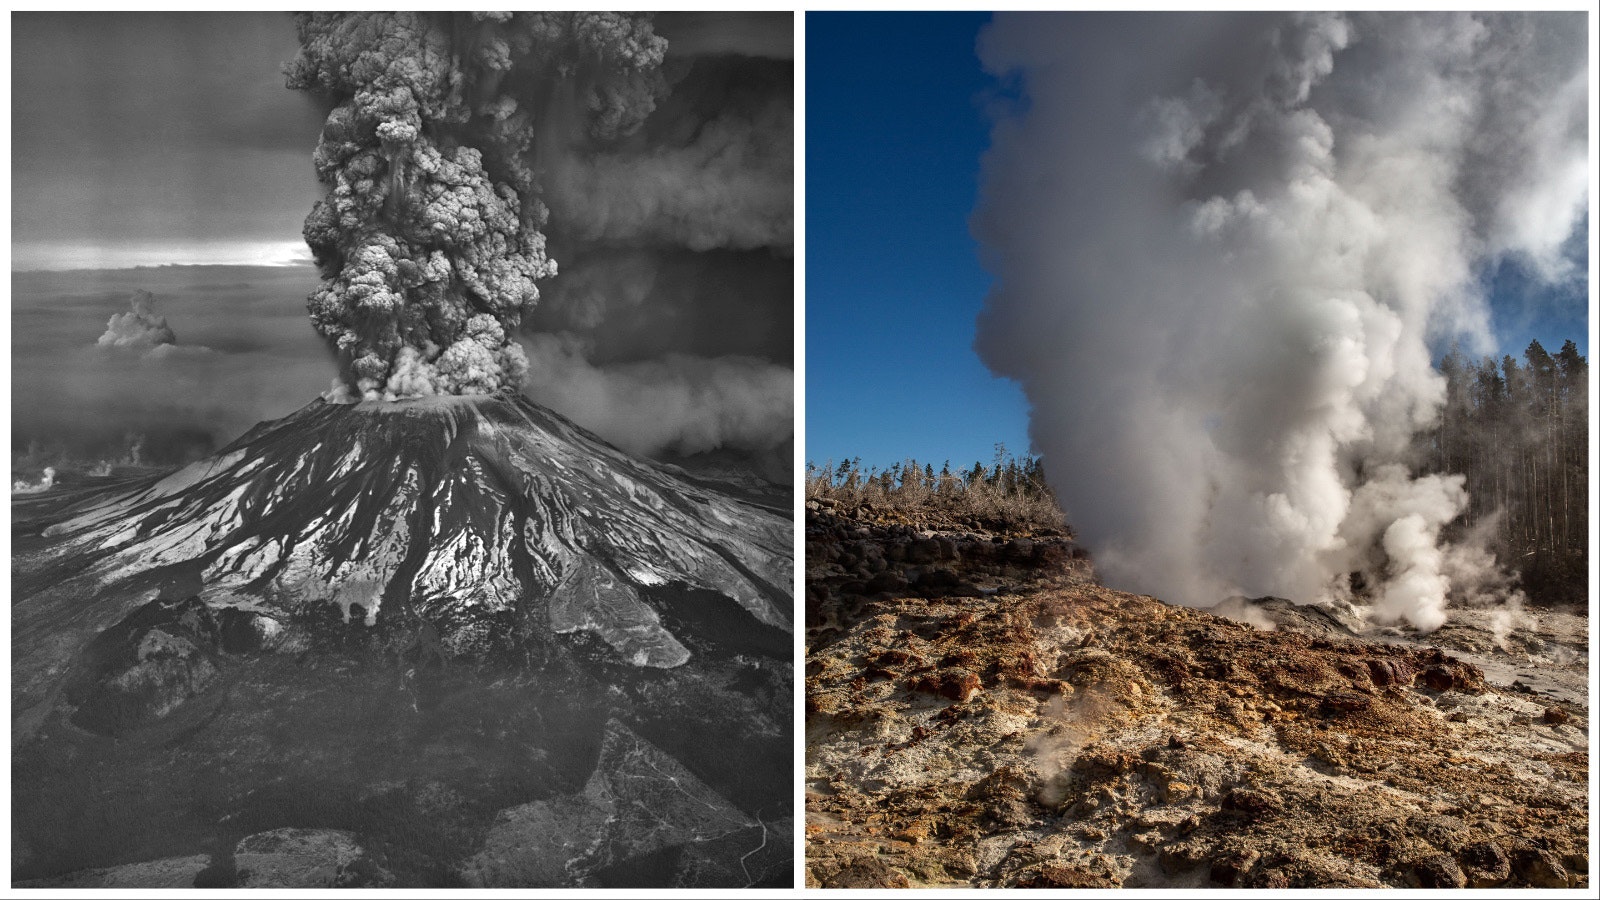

12,467,57,495
97,290,176,350
974,13,1587,629
286,12,668,400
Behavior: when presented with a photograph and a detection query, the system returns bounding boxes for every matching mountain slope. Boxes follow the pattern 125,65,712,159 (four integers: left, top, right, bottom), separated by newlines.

14,394,788,700
11,393,793,887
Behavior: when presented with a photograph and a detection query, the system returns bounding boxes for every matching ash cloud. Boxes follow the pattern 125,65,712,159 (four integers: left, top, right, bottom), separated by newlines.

287,12,669,400
525,12,793,474
541,59,793,252
287,12,793,476
973,13,1586,629
522,332,792,462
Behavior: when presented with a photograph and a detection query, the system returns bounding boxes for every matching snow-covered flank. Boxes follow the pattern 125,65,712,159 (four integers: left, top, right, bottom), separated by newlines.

26,394,791,668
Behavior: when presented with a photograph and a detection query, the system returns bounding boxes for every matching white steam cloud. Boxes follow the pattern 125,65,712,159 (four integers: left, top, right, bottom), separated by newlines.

12,467,57,495
973,12,1587,630
96,290,176,350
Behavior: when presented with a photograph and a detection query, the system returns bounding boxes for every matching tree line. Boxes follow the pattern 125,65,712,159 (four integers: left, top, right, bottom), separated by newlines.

1418,338,1587,602
805,443,1064,532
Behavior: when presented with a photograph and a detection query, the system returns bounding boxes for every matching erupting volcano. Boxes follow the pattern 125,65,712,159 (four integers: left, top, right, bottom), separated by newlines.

14,393,790,683
12,10,793,889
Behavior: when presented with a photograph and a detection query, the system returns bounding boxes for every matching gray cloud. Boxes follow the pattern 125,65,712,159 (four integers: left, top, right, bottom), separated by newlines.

11,267,334,467
654,12,792,60
530,28,793,474
542,57,793,253
10,13,325,249
521,332,793,461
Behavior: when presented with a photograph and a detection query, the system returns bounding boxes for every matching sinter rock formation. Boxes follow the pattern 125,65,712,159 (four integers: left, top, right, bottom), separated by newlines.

804,502,1588,889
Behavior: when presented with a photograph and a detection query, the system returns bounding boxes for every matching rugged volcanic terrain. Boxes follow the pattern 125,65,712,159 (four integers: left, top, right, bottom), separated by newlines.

804,501,1589,889
12,393,792,888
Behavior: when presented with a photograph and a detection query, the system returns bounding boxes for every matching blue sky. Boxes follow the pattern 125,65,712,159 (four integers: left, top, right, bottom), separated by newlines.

1479,227,1590,363
806,12,1032,475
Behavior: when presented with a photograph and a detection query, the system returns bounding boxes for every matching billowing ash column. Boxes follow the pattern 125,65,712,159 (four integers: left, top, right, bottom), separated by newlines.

287,12,667,400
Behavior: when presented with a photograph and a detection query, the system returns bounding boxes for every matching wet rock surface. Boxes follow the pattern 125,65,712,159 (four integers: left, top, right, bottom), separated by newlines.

804,508,1589,889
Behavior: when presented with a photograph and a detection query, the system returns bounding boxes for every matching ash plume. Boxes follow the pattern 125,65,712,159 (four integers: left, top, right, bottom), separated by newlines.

522,331,793,461
541,79,793,252
96,290,176,350
974,13,1587,629
286,12,669,401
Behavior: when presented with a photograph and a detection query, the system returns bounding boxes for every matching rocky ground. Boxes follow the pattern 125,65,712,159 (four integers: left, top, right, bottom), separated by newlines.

804,500,1590,889
11,618,792,889
10,401,793,889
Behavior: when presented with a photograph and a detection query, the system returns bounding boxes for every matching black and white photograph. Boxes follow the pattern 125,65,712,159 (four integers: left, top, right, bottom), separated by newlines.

10,11,793,888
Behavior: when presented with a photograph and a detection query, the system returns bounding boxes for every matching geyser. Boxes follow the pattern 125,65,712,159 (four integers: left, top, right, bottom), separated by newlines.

973,12,1587,629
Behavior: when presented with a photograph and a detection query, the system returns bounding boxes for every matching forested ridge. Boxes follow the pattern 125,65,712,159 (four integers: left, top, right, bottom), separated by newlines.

1420,338,1588,603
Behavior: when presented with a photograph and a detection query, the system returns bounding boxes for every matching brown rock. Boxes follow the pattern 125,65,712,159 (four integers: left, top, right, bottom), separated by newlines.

1210,850,1261,886
1221,787,1282,820
1407,854,1466,888
1320,691,1372,714
972,766,1036,830
1418,655,1486,694
1366,657,1416,687
823,857,910,889
910,670,981,704
1458,841,1510,887
1511,847,1569,888
1542,705,1570,726
1003,538,1036,562
864,571,910,595
1253,869,1291,888
1015,864,1116,888
1158,840,1213,875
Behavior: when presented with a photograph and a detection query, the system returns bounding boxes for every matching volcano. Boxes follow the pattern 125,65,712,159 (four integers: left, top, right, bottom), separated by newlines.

11,394,793,887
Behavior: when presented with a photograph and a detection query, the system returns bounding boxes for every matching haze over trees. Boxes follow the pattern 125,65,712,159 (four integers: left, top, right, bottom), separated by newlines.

1419,338,1588,603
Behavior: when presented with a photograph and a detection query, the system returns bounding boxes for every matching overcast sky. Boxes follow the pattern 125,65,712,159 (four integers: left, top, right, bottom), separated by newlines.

11,12,325,269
